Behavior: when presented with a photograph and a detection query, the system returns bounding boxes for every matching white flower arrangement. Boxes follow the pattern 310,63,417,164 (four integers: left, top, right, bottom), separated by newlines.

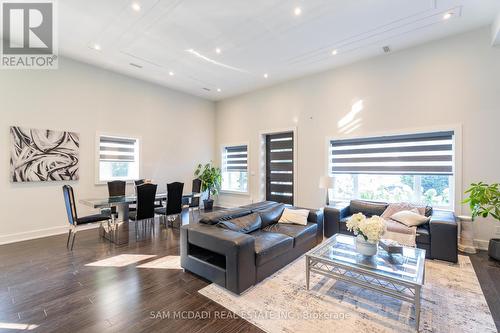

346,213,386,244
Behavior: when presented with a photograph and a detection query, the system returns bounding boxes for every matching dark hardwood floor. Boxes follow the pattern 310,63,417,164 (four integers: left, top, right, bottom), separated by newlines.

0,209,263,333
1,210,500,333
469,250,500,331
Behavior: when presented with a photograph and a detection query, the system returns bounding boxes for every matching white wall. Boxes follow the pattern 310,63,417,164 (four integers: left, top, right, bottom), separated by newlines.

215,27,500,248
0,57,215,244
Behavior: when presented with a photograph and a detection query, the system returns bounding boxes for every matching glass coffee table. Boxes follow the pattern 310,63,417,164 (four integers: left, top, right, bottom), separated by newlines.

305,234,426,329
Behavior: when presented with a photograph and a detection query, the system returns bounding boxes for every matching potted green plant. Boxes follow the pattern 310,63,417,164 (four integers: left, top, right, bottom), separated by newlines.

463,182,500,258
194,162,222,211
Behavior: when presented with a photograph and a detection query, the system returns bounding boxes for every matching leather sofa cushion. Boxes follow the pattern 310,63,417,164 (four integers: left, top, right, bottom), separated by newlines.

199,208,251,225
263,222,317,247
217,213,262,234
258,204,285,228
240,201,278,212
251,230,293,266
350,200,388,217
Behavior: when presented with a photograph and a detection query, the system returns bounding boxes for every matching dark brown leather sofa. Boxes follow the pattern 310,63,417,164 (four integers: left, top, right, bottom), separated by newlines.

324,200,458,263
180,201,323,294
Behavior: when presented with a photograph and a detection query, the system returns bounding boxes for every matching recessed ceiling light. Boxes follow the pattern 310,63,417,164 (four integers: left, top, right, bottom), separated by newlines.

263,73,268,79
168,71,174,76
294,7,302,16
131,2,141,11
217,88,221,92
215,48,221,54
92,44,101,51
443,12,452,20
331,49,338,56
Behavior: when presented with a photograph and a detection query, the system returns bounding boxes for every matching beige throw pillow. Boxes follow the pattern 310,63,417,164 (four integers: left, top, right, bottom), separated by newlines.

278,208,309,226
391,209,430,227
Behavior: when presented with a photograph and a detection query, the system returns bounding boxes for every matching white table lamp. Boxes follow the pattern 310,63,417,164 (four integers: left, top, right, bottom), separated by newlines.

319,176,335,205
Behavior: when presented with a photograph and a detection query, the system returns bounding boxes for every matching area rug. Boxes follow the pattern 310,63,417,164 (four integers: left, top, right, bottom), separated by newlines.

199,255,496,333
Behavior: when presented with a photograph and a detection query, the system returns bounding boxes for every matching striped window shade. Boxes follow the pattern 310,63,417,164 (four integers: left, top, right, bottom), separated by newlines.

266,132,294,205
330,131,454,175
99,136,137,162
223,145,248,172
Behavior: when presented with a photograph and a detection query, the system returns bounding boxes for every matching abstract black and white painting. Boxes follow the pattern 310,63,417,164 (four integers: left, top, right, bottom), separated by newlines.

10,126,80,182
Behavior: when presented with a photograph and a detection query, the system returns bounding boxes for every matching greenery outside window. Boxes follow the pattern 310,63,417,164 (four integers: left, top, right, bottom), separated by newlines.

221,144,248,193
97,135,140,183
329,131,454,210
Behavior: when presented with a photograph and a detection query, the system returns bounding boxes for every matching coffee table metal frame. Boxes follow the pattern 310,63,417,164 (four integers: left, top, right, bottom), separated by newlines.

305,234,425,330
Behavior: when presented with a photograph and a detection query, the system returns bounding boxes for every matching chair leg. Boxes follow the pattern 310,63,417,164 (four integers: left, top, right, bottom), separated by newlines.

70,230,76,251
66,229,72,248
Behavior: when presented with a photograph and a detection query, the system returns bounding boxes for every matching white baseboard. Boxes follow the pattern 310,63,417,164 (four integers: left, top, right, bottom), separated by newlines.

0,224,98,245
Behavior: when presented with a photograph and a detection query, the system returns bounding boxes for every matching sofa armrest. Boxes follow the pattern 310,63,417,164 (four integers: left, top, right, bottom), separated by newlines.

324,205,350,237
429,210,458,263
307,208,324,243
181,224,256,294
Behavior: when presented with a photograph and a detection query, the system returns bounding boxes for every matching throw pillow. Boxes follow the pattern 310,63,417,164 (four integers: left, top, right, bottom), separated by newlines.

278,208,309,226
391,210,430,227
217,213,262,233
381,202,427,220
258,203,285,228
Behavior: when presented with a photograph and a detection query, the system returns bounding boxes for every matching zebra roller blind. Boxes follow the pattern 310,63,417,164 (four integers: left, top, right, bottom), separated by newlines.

330,131,454,175
99,136,137,162
223,145,248,172
266,132,294,205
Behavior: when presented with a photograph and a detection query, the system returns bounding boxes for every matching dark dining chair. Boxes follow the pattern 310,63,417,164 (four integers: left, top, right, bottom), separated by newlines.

188,178,202,219
108,180,126,197
62,185,110,250
103,180,127,217
129,183,157,237
155,182,184,227
135,179,163,208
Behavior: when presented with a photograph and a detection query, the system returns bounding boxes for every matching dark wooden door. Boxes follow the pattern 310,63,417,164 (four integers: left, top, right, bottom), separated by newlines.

265,132,294,205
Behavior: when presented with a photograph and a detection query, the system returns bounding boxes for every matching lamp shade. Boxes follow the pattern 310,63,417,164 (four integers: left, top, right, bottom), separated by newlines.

319,176,335,189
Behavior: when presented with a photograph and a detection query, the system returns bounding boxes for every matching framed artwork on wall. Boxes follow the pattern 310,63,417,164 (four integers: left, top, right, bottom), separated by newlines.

10,126,80,182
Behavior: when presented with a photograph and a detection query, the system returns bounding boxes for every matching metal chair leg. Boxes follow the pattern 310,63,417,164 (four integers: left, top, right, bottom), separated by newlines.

66,229,72,248
70,230,76,251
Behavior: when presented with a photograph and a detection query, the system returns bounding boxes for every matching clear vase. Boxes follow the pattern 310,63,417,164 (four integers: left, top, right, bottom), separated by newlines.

355,235,378,256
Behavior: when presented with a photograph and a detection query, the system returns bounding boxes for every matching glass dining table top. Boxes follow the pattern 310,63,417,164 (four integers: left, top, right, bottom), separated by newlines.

79,192,200,208
307,234,426,285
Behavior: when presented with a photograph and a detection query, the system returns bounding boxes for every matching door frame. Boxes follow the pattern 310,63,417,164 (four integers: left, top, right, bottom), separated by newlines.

258,127,298,204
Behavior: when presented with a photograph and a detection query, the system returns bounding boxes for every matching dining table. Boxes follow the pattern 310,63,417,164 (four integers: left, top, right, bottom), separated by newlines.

80,192,201,244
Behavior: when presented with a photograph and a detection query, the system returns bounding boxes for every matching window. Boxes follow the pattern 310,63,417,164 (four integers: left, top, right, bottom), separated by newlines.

329,131,454,209
97,135,139,182
221,144,248,193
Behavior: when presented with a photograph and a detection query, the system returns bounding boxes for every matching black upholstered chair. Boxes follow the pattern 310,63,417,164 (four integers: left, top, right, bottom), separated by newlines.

135,179,163,208
155,182,184,227
104,181,127,216
108,180,126,197
188,178,202,218
62,185,110,250
129,183,158,237
129,183,157,221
